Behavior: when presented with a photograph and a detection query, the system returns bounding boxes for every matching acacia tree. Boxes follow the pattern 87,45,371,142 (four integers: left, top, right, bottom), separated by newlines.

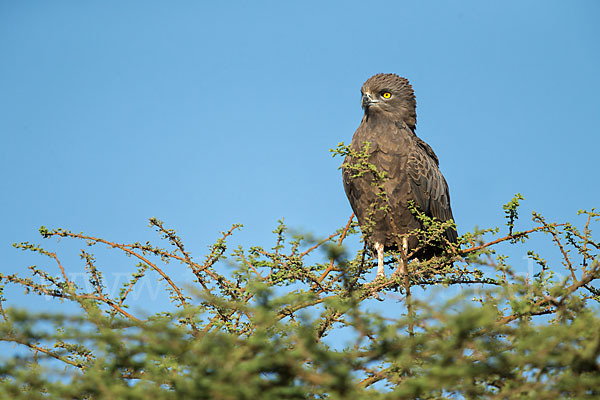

1,146,599,399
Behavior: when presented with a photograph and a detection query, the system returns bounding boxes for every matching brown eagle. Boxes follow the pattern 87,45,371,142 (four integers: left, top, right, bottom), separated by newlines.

342,73,457,277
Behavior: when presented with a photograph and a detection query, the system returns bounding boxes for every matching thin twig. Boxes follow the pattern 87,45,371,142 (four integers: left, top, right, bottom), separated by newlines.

314,214,354,286
47,231,190,309
460,224,566,254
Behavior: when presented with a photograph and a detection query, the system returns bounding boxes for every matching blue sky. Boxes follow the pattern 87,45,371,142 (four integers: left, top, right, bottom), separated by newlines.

1,1,599,314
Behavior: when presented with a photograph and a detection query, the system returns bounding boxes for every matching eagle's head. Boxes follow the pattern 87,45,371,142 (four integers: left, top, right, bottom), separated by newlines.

361,73,417,131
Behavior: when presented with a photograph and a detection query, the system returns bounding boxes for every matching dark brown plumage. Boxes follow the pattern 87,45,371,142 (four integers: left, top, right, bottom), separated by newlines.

342,73,457,277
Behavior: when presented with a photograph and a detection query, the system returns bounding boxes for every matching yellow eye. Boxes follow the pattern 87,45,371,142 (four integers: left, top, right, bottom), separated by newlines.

382,91,392,99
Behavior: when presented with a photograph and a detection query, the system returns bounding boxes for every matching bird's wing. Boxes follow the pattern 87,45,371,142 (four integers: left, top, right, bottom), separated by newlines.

399,124,457,242
414,136,439,166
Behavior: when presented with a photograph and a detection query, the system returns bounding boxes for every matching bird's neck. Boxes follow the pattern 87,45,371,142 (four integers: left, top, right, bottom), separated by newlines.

363,113,406,130
362,113,415,134
363,108,416,132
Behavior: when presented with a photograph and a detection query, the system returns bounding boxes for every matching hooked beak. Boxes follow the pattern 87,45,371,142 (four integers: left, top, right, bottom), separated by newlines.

361,92,378,109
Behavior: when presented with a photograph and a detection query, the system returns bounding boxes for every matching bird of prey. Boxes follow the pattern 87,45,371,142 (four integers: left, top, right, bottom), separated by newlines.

342,73,457,278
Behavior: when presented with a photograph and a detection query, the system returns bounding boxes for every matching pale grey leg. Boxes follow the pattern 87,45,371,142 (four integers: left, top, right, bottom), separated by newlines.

374,242,385,278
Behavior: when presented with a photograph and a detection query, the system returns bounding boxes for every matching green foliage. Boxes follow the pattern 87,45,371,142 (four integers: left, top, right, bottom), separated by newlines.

1,147,599,398
332,141,391,242
1,203,599,398
503,193,525,237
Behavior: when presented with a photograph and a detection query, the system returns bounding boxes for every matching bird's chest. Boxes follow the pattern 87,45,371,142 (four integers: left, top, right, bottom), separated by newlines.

350,122,413,166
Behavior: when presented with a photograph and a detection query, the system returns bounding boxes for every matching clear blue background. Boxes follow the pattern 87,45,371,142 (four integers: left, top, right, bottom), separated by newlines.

1,1,599,313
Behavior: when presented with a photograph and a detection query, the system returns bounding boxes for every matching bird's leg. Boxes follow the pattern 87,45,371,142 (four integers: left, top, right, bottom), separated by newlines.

374,242,385,278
